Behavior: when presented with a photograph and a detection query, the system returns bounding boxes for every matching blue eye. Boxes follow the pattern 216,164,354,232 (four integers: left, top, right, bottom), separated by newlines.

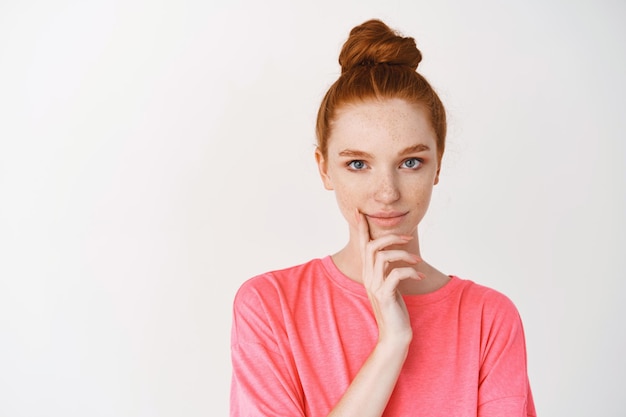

348,160,367,170
401,158,422,169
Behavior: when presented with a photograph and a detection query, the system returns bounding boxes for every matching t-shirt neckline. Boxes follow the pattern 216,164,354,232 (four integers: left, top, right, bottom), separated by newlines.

320,255,462,306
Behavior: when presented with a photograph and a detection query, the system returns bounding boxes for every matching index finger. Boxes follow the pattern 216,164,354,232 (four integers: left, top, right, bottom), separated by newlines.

355,208,371,253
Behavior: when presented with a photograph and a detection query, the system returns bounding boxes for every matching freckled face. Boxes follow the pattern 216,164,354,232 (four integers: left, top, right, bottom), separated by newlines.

316,98,440,240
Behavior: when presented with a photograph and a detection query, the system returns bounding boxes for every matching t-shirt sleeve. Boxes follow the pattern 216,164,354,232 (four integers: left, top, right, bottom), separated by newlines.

477,291,537,417
230,277,306,417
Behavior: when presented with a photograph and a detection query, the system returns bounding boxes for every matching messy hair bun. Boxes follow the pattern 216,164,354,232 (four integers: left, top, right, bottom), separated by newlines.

339,19,422,73
316,19,446,165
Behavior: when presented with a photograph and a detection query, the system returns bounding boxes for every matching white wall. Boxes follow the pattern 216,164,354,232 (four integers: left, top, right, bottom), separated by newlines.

1,0,624,415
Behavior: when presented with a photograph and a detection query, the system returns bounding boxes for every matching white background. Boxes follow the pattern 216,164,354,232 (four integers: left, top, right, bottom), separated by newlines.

1,0,625,416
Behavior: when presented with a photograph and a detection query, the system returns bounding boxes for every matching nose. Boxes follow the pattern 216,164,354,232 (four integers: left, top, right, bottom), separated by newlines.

373,170,400,204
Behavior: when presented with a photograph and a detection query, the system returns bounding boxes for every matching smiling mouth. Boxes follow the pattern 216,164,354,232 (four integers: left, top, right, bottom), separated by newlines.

365,212,408,227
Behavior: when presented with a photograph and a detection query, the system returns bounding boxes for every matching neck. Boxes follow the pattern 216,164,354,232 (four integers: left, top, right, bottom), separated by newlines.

331,229,450,295
332,230,422,284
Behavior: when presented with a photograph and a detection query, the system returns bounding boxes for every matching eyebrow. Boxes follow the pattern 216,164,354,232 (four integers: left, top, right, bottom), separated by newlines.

338,144,431,158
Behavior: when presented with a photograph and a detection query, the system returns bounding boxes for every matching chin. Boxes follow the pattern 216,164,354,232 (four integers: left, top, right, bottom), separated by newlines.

369,225,416,240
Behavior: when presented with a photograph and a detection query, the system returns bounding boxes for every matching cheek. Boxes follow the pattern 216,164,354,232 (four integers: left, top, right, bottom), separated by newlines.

331,181,363,219
409,180,434,200
334,186,357,212
405,182,436,224
406,182,434,210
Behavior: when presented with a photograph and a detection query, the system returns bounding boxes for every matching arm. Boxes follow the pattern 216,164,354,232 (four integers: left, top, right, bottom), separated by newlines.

231,340,305,416
327,210,423,417
230,210,422,417
326,340,409,417
230,271,309,416
477,294,537,417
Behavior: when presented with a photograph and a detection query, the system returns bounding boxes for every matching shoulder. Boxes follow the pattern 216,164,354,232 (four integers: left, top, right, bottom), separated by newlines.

233,257,327,309
231,257,328,347
454,278,523,322
456,278,518,307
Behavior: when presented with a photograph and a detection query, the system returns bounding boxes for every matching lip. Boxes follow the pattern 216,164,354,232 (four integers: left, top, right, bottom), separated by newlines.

365,211,408,228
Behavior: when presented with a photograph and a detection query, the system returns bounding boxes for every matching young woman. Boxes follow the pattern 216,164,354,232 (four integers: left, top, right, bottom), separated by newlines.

230,19,536,417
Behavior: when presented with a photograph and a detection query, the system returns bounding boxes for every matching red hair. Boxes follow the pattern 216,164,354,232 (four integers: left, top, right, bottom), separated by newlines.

316,19,447,164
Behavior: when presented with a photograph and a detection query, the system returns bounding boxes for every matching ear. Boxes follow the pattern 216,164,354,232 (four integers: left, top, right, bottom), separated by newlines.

434,164,440,185
315,148,334,190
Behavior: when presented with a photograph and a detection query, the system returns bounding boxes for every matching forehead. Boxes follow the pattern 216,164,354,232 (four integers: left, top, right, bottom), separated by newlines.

328,98,437,152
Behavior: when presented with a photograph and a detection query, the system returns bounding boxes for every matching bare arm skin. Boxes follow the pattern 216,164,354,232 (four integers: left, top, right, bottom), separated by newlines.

327,210,424,417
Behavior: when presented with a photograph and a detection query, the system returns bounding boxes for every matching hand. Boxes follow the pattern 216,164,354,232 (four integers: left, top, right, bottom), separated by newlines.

356,209,425,346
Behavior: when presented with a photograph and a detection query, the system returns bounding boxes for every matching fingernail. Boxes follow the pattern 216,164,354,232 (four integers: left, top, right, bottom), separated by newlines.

411,254,422,262
417,272,427,280
401,235,413,240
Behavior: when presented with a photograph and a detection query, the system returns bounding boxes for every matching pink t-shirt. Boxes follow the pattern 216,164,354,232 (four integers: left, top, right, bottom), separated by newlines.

231,256,536,416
